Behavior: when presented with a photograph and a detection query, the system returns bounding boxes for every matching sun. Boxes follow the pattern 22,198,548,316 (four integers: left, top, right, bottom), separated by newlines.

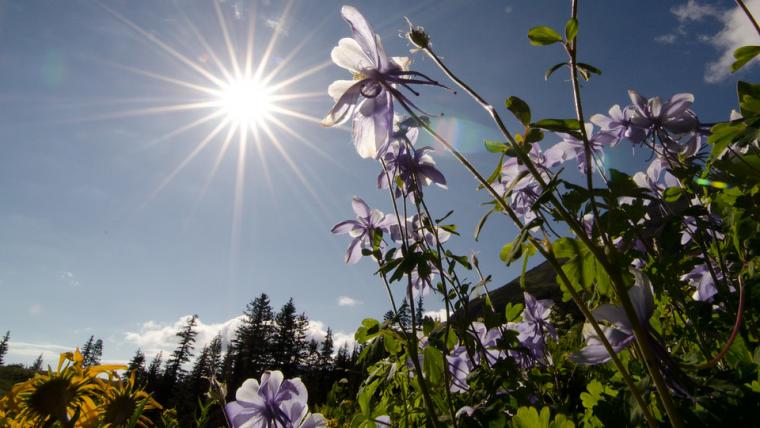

218,77,272,128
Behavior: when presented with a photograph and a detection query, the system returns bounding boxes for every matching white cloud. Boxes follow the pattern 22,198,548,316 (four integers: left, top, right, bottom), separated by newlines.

4,341,72,368
703,0,760,82
337,296,361,307
655,34,677,44
124,315,355,359
423,308,448,322
265,18,288,36
672,0,721,22
303,319,355,352
124,314,244,359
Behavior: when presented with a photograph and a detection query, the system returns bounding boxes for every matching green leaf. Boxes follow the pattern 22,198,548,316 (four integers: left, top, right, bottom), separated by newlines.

474,209,494,241
506,96,532,126
506,302,524,322
577,63,602,81
524,128,545,144
533,118,581,133
731,45,760,72
544,62,567,80
422,345,445,386
565,18,578,41
528,26,563,46
662,186,683,203
738,80,760,116
382,330,402,354
485,139,509,153
354,318,380,343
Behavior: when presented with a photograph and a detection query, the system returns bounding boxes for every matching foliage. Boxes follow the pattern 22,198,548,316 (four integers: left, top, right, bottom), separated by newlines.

317,2,760,427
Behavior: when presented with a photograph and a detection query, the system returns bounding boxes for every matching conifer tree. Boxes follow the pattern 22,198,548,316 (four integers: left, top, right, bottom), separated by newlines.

207,333,223,379
164,314,199,386
126,348,147,386
0,331,9,366
88,339,103,367
80,335,95,365
272,299,308,377
230,294,274,390
146,351,164,392
30,354,43,371
416,295,425,323
319,328,335,372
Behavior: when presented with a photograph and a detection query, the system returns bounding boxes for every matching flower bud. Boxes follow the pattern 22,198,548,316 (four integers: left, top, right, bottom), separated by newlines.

405,17,430,49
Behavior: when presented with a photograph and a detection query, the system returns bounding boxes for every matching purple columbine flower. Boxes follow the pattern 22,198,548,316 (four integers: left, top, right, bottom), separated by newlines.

506,293,557,368
378,121,447,199
388,214,450,296
331,197,394,264
225,370,326,428
571,268,654,365
544,123,617,173
680,262,732,302
495,143,550,223
627,90,699,137
322,6,444,159
590,104,646,145
446,344,475,393
623,157,680,207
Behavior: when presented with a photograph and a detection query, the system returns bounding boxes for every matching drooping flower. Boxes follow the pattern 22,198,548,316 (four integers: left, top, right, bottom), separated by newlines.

322,6,443,159
544,123,617,173
571,268,654,365
680,262,732,302
331,197,394,264
224,370,326,428
446,345,474,393
632,157,680,199
628,90,699,136
388,214,450,296
378,120,447,199
495,143,550,223
590,104,645,145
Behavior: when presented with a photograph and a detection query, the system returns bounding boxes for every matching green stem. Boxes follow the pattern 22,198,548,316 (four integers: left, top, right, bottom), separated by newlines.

566,2,681,425
393,95,658,427
736,0,760,37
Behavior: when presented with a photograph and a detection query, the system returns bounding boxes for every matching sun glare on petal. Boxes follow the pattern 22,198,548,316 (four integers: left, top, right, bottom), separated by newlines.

218,77,272,128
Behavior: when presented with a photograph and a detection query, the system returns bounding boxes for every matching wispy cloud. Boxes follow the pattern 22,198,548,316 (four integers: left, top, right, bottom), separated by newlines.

654,34,677,44
337,296,361,307
5,341,72,368
703,0,760,82
672,0,721,22
57,271,80,287
663,0,760,82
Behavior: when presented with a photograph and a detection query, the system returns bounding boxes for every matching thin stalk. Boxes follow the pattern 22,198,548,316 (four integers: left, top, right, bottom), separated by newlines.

736,0,760,37
379,158,439,426
421,40,676,427
394,93,657,427
566,2,682,424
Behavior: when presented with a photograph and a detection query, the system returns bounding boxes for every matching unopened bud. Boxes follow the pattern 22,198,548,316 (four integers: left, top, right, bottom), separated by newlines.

405,17,430,50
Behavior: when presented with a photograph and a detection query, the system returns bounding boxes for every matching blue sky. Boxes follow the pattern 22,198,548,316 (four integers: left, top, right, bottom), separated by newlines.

1,0,758,366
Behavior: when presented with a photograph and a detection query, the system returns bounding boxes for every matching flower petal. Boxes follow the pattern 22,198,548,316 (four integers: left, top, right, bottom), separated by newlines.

351,196,370,218
352,93,392,159
322,81,362,127
331,38,374,73
340,6,379,66
331,220,360,235
346,237,364,264
236,378,263,404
